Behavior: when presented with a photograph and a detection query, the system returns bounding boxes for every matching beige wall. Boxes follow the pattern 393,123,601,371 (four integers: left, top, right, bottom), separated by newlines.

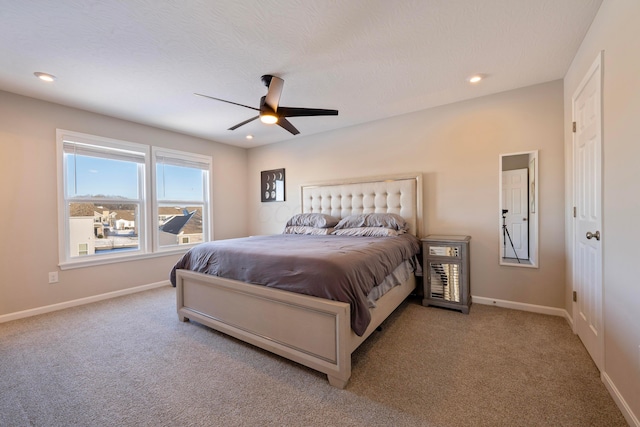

0,90,248,316
564,0,640,422
248,80,566,309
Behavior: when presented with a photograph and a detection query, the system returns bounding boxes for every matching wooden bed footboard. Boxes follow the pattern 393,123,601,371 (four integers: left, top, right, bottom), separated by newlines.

176,269,416,388
176,269,353,388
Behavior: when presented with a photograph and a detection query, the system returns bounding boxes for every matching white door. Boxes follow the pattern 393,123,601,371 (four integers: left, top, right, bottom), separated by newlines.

573,52,603,371
501,169,529,260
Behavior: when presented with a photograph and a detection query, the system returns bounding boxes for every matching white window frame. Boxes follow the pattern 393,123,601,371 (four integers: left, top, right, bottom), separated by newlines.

56,130,213,270
151,146,212,253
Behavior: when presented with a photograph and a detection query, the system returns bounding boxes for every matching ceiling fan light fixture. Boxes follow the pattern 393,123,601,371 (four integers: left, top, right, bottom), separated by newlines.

260,114,278,124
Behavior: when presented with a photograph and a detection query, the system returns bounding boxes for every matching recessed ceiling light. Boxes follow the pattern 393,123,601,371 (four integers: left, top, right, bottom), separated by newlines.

468,75,483,84
34,72,57,82
246,135,254,140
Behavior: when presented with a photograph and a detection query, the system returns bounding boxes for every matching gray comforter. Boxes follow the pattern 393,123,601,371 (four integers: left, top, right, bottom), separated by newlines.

170,233,420,336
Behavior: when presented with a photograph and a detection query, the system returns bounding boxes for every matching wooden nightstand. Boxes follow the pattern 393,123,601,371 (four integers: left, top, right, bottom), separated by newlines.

421,235,471,314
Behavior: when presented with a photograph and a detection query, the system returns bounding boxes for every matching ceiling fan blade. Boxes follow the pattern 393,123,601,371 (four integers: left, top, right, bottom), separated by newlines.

264,76,284,111
276,106,339,117
277,118,300,135
194,93,259,111
228,116,259,130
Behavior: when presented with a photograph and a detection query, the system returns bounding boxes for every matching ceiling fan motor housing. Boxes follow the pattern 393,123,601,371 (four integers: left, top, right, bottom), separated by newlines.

261,74,273,87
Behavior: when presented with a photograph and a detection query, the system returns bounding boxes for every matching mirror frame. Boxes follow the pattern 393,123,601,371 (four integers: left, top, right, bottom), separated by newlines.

499,150,539,268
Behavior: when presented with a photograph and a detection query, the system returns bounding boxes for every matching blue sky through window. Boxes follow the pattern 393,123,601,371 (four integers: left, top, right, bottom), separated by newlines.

157,164,203,201
65,154,205,202
66,154,139,199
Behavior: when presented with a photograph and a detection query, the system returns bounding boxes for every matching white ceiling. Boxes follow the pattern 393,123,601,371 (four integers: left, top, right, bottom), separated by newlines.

0,0,602,148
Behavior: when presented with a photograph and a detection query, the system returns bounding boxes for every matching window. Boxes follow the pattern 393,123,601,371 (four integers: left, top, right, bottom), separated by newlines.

57,130,212,269
153,147,211,251
78,243,89,256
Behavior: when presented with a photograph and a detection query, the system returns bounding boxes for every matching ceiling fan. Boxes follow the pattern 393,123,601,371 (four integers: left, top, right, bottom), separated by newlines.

195,75,338,135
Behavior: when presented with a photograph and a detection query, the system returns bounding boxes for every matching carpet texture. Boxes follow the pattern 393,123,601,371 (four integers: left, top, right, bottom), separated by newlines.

0,286,627,426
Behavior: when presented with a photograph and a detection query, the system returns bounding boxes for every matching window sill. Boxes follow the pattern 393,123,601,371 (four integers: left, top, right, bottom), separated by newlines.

59,247,190,270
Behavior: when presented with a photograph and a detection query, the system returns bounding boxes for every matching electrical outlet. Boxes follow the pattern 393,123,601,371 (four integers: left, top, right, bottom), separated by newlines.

48,271,59,284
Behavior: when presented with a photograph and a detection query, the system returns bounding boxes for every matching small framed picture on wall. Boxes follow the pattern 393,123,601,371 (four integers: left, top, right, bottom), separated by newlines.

261,168,285,202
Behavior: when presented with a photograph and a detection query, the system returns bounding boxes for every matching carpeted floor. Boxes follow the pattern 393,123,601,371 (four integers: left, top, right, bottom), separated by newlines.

0,286,627,426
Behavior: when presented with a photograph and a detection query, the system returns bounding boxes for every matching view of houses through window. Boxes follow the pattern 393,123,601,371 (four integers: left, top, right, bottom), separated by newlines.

158,206,204,247
57,130,211,267
69,202,140,256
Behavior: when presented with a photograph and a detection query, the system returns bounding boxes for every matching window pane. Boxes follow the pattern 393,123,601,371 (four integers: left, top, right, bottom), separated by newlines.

156,163,204,201
68,202,140,257
66,154,139,199
158,205,203,247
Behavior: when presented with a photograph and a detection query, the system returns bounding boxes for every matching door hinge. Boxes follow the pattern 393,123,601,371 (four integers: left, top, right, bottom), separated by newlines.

573,206,576,218
573,291,577,302
572,121,576,132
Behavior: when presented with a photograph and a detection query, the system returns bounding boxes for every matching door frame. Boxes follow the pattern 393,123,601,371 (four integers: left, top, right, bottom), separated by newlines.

571,51,604,371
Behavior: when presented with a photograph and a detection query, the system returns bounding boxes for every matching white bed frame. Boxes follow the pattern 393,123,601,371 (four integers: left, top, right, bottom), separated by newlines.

176,173,423,388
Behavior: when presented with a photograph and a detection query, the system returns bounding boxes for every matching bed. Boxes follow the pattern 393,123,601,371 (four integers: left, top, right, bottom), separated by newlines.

173,173,423,388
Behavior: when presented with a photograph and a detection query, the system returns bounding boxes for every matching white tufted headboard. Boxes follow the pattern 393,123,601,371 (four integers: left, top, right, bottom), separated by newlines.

301,173,423,237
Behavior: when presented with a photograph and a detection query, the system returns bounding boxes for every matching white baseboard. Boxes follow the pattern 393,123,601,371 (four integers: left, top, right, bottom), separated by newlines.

0,281,170,324
564,311,574,328
472,295,570,319
602,371,640,427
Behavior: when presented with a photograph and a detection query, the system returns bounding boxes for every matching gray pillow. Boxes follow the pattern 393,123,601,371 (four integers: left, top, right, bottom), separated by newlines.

283,226,333,235
332,227,404,237
285,213,340,228
334,213,408,231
